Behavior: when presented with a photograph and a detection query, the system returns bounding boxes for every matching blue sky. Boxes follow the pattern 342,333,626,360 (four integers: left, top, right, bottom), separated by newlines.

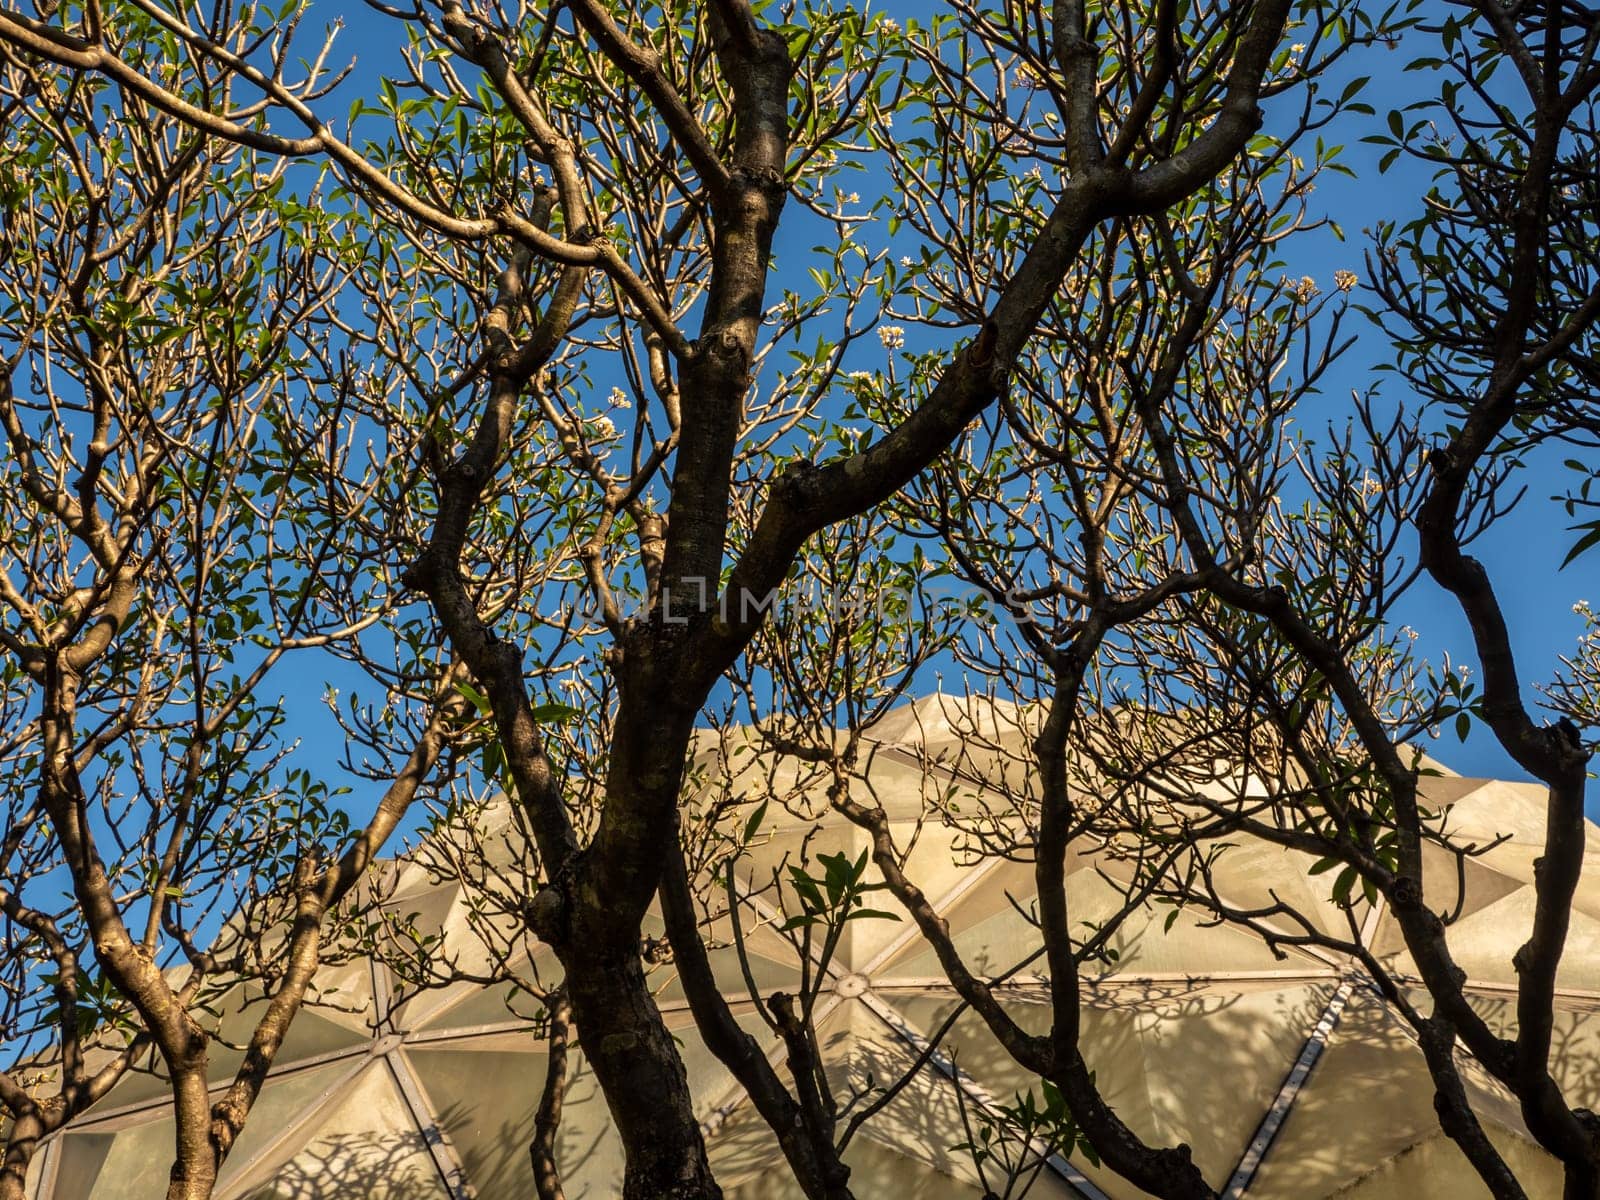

311,2,1594,816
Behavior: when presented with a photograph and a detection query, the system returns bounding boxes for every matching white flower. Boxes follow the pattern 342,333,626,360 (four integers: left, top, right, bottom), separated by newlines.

879,17,899,34
607,386,631,410
592,414,617,438
1290,42,1306,55
900,256,913,267
1575,600,1592,614
1334,269,1358,292
879,325,905,349
847,370,873,381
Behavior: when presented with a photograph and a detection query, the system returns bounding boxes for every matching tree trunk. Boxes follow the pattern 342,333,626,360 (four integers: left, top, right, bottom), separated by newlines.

560,942,722,1200
0,1111,45,1200
165,1067,218,1200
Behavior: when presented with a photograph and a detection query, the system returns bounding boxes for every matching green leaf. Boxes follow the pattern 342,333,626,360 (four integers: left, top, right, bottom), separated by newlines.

742,799,769,844
1560,521,1600,569
529,702,582,724
845,908,902,923
453,680,491,715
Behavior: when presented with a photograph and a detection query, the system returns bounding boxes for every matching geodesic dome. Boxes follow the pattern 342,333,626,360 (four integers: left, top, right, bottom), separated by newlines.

20,695,1600,1199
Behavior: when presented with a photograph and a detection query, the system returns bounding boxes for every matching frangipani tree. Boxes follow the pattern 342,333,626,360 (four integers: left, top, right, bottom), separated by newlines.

732,5,1600,1199
0,25,468,1200
15,2,1584,1200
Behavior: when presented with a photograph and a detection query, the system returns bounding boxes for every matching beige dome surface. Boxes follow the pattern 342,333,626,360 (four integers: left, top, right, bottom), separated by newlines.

21,695,1600,1199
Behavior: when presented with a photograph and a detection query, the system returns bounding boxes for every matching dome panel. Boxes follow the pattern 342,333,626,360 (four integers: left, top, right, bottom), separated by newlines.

1318,1128,1562,1199
640,908,806,1012
741,821,979,976
711,997,1029,1198
51,1116,174,1200
719,1126,1000,1200
895,979,1332,1196
407,1008,778,1199
883,854,1335,988
233,1062,447,1200
1248,987,1544,1198
384,883,529,1029
403,1037,546,1200
78,995,371,1118
214,1063,366,1196
1374,884,1600,991
415,971,544,1033
1439,780,1561,847
1198,839,1368,942
1466,993,1600,1106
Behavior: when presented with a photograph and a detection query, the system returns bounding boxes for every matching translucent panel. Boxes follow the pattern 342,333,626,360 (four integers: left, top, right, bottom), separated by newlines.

384,885,525,1029
410,1007,776,1200
692,731,838,819
214,1063,356,1194
1466,993,1600,1103
215,991,374,1067
380,884,462,1018
407,1032,630,1200
1198,839,1368,941
1446,887,1600,990
893,980,1331,1196
84,1048,176,1112
416,975,545,1033
1250,989,1555,1198
1440,780,1561,847
202,944,379,1039
51,1132,118,1199
888,857,1329,984
1317,1127,1562,1200
719,1124,1000,1200
237,1062,445,1200
1088,896,1331,980
742,822,983,977
51,1111,175,1199
801,999,989,1189
87,995,370,1115
866,692,1030,758
637,909,804,1012
404,1038,545,1200
411,797,531,874
298,957,383,1035
879,859,1050,982
1428,842,1526,925
865,694,1040,804
1414,771,1487,809
1373,878,1600,991
20,1137,46,1199
414,943,559,1033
